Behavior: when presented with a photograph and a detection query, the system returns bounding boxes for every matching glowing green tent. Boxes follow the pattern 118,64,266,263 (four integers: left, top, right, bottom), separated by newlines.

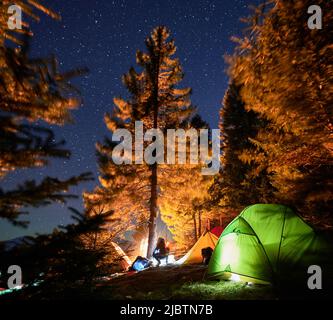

206,204,332,285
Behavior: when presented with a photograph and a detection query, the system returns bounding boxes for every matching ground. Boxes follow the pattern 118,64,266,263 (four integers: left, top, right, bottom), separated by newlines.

95,264,276,300
1,263,330,300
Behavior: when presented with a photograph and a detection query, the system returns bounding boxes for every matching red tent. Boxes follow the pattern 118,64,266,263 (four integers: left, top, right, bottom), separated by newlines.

211,226,223,238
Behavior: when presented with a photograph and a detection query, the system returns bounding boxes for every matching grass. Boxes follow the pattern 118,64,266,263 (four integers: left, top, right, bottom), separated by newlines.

172,281,275,300
94,264,276,300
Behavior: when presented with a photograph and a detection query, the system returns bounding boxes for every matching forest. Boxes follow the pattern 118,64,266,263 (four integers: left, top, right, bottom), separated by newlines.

0,0,332,300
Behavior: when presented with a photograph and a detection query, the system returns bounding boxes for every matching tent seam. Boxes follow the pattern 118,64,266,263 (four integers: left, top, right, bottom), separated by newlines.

238,216,276,283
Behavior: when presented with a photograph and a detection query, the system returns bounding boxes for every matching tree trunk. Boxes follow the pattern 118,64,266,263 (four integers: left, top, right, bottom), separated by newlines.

219,215,223,228
147,163,158,258
206,218,210,232
146,53,160,258
198,211,202,236
193,213,198,242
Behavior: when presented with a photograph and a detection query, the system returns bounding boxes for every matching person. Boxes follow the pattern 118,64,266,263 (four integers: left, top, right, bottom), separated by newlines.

201,247,213,265
153,237,170,266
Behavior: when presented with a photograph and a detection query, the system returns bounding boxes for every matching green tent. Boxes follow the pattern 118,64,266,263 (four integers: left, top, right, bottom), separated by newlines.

206,204,332,285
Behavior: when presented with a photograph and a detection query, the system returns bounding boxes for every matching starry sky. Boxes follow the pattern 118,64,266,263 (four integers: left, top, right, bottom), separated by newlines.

0,0,262,241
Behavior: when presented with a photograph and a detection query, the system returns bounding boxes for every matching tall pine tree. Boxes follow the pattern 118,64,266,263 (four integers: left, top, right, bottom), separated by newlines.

86,26,195,257
209,82,274,218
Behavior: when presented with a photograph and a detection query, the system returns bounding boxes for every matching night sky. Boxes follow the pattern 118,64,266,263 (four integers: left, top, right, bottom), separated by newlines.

0,0,262,241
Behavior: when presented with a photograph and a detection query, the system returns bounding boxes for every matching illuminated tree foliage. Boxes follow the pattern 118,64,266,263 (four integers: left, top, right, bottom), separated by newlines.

0,1,91,226
0,2,114,298
160,115,216,250
160,166,213,251
227,0,333,228
86,26,198,257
